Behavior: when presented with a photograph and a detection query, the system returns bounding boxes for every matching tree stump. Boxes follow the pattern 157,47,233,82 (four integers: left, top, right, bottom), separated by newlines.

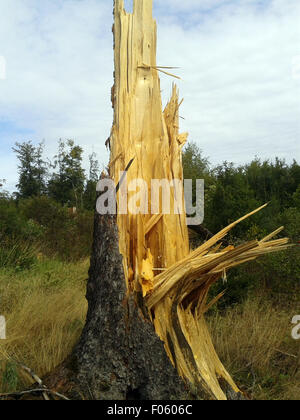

44,212,189,400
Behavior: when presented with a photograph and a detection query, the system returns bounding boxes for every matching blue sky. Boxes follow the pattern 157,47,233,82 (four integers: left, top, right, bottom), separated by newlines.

0,0,299,193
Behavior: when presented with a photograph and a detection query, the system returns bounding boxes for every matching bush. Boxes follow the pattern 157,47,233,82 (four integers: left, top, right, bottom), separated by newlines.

0,200,26,237
211,247,300,309
19,196,94,261
210,206,300,308
1,362,19,393
0,199,43,241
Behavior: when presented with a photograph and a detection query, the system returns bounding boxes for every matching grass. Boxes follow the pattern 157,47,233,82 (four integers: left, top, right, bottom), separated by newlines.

0,240,38,271
0,256,299,399
0,257,88,392
208,298,300,400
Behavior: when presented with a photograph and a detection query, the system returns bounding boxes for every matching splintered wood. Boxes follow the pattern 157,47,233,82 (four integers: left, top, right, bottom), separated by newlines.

110,0,189,293
109,0,290,400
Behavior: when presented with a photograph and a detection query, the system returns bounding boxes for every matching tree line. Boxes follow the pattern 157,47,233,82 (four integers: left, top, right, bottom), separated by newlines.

183,142,300,240
11,140,100,210
0,140,299,302
4,139,299,234
182,143,300,306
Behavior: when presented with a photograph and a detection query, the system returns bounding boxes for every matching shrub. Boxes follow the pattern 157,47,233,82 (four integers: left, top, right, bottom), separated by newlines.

5,196,94,261
1,362,19,393
0,240,38,271
210,206,300,308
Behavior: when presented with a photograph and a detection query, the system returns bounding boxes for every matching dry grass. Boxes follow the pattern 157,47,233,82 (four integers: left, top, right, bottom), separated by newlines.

208,298,300,400
0,257,299,399
0,258,88,392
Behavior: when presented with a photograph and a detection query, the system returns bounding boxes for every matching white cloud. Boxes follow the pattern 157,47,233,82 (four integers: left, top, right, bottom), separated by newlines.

0,0,113,190
0,0,299,192
157,0,300,164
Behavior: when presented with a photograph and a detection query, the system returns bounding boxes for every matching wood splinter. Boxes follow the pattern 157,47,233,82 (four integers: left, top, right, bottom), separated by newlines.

108,0,290,400
40,0,290,401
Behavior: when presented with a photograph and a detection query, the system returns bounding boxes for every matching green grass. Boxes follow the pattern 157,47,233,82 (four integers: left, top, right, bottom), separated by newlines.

0,240,38,271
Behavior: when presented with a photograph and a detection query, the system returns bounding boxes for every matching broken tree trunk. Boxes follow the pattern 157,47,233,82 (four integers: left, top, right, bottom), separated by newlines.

109,0,256,400
43,212,188,400
44,0,289,400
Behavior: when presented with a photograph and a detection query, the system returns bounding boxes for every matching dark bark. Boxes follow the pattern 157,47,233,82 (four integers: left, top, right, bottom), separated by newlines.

45,212,188,400
42,211,248,400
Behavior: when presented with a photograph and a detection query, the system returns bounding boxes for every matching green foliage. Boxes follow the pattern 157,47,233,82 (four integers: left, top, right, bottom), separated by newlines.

209,211,300,308
0,199,43,241
1,362,19,393
0,179,9,200
182,142,210,182
293,185,300,209
5,138,299,299
48,139,86,208
0,240,37,271
12,139,100,211
184,152,300,237
13,141,47,198
182,144,300,306
277,207,300,241
206,163,260,236
244,157,300,208
19,196,94,261
0,198,40,271
20,195,64,227
0,194,93,264
0,199,25,237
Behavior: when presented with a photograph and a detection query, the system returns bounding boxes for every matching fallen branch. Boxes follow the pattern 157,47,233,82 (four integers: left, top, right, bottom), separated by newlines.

18,363,50,401
0,388,69,401
145,205,290,399
274,349,297,359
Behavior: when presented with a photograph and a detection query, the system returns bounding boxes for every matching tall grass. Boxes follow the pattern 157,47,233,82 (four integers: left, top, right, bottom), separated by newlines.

209,299,300,400
0,256,299,399
0,258,88,391
0,240,38,271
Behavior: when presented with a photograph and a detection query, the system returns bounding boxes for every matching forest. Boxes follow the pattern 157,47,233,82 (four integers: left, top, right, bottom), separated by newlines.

0,139,299,399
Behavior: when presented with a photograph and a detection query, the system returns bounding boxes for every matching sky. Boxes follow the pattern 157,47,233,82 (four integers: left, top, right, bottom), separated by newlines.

0,0,299,192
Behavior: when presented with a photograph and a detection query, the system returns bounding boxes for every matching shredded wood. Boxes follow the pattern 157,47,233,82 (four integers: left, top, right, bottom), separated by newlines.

110,0,291,401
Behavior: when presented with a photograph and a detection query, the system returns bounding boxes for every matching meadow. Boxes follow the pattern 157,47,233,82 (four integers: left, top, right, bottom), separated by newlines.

0,258,88,393
0,253,299,400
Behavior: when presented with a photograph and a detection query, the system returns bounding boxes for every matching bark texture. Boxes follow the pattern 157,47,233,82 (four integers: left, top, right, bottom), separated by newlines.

45,212,188,400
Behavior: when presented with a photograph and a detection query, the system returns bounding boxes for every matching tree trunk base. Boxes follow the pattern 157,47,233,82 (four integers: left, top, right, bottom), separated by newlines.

44,213,189,400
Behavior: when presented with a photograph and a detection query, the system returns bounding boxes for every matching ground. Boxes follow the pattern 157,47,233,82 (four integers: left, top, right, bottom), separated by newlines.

0,257,299,400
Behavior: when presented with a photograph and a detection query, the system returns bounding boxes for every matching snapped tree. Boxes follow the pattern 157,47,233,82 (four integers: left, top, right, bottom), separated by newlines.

44,0,290,400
